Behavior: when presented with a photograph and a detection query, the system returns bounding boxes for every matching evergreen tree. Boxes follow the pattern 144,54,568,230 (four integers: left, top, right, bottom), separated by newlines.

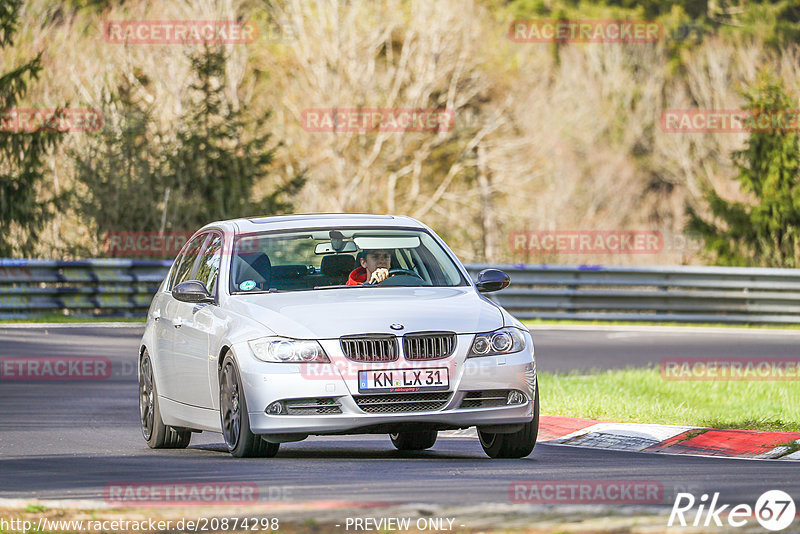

72,47,304,257
70,76,170,255
687,71,800,267
164,45,304,231
0,0,61,256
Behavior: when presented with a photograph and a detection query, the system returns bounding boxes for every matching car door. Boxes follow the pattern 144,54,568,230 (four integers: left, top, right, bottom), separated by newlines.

170,232,222,408
149,265,180,394
159,232,208,402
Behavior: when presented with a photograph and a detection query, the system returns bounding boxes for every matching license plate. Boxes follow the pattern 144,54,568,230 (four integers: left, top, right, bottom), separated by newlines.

358,367,450,393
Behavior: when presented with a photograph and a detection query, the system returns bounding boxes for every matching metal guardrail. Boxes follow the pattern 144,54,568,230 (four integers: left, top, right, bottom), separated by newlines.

1,259,799,323
0,259,171,318
466,263,800,324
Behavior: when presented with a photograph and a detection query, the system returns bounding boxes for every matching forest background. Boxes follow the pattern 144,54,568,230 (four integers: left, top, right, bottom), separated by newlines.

2,0,800,267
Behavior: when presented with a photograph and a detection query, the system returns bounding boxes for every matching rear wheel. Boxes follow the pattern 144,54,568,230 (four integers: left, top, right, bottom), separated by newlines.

390,430,438,451
220,354,279,458
478,380,539,459
139,350,191,449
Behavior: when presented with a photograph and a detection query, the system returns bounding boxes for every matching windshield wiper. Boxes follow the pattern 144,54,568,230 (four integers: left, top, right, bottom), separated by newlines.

312,284,374,290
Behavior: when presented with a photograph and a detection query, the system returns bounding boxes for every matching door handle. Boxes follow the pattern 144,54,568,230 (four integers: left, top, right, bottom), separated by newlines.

172,319,182,329
152,310,161,322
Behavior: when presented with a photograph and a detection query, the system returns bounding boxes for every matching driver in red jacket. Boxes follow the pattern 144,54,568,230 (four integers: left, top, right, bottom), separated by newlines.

346,249,392,285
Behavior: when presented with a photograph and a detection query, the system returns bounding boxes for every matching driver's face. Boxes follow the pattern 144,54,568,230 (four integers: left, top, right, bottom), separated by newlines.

361,250,391,273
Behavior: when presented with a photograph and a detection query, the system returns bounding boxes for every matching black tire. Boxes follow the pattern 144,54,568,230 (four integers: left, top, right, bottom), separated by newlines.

139,350,191,449
478,380,539,459
389,429,438,451
220,354,280,458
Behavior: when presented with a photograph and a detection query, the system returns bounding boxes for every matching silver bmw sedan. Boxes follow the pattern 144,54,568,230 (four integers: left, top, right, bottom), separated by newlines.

138,214,538,458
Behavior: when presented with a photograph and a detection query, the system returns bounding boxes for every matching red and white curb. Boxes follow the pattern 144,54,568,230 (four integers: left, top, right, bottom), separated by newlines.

442,415,800,460
552,421,698,452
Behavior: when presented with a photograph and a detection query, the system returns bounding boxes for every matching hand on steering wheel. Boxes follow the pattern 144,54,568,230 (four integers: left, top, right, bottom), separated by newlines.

368,268,390,284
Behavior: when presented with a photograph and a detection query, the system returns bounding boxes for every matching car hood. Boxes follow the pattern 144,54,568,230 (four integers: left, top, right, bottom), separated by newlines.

226,286,503,339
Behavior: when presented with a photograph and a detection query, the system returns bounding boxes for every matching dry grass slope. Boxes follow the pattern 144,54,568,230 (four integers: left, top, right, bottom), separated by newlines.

6,0,800,264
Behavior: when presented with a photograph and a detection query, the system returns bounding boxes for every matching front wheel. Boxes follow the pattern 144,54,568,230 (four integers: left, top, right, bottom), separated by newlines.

139,350,191,449
478,380,539,458
220,353,279,458
390,430,438,451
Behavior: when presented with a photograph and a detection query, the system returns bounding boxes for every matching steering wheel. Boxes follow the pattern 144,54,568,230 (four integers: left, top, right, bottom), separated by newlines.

387,268,423,279
376,268,424,286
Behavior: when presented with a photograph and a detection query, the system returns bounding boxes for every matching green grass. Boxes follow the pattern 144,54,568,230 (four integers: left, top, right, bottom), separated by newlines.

23,504,46,513
4,316,796,328
4,317,797,328
524,319,800,329
540,368,800,432
0,315,144,324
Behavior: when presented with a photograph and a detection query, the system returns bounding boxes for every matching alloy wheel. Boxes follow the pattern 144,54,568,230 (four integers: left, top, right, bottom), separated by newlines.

139,356,155,440
221,362,241,448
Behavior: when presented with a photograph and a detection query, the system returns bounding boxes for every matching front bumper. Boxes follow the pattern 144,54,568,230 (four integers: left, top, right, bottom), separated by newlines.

247,399,534,436
234,335,537,436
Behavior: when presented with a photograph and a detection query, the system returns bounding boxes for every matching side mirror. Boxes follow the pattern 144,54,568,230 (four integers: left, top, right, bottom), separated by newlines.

476,269,510,293
173,280,215,303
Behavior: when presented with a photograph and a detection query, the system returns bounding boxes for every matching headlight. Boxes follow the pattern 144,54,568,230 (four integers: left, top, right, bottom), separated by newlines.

468,327,526,357
248,337,330,363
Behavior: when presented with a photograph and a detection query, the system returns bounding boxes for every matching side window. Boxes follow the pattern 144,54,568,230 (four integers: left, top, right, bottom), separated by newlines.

196,233,222,295
170,233,207,290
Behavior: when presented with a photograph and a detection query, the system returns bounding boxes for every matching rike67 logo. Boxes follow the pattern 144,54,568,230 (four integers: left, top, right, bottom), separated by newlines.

669,490,796,531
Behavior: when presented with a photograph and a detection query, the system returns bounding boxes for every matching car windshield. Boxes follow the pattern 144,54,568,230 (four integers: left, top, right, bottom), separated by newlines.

229,228,467,293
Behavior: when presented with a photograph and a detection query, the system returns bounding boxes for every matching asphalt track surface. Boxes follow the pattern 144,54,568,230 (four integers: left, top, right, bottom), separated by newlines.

0,325,798,511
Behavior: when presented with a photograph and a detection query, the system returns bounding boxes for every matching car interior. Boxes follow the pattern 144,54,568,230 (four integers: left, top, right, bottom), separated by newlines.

227,228,463,293
232,250,405,291
239,247,449,292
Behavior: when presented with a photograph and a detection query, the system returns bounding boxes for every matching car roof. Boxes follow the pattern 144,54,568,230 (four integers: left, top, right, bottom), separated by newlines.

203,213,428,235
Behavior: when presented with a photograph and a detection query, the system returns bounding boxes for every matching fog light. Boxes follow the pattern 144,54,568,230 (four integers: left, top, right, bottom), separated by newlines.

507,390,526,405
266,401,283,415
